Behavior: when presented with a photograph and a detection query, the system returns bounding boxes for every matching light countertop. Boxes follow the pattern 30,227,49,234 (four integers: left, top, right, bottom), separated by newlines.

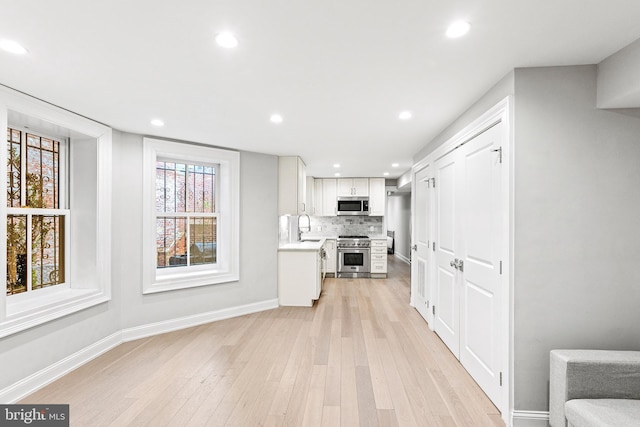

278,238,327,252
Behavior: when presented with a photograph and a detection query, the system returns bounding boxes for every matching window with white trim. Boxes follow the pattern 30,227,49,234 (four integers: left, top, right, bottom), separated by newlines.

6,127,69,296
142,138,239,293
0,87,112,338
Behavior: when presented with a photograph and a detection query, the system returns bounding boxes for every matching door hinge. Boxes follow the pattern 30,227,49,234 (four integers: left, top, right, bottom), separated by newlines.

432,305,436,315
432,242,435,251
499,372,503,386
499,260,502,275
431,177,436,188
491,146,503,163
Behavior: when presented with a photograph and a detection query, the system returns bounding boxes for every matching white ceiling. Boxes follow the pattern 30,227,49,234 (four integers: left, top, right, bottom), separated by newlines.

2,1,640,178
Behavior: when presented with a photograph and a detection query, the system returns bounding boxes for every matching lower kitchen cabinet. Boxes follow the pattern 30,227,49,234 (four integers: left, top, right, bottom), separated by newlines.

323,239,336,275
278,249,322,306
370,239,387,278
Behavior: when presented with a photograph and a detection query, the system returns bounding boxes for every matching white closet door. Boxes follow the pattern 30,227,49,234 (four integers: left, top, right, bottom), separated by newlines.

458,122,504,407
433,153,461,356
412,166,432,324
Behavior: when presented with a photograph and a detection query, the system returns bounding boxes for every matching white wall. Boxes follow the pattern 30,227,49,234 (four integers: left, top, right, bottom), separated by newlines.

513,65,640,411
386,193,411,262
0,130,279,394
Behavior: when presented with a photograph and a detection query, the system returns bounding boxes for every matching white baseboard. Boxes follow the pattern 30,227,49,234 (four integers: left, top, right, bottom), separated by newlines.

512,410,549,427
0,331,122,404
121,298,279,342
394,253,411,264
0,298,279,403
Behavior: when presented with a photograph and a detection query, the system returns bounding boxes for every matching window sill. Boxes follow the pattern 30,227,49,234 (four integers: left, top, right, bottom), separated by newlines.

0,288,110,338
143,270,239,294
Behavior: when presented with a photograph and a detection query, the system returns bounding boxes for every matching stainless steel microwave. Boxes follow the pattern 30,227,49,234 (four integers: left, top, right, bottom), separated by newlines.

336,196,369,216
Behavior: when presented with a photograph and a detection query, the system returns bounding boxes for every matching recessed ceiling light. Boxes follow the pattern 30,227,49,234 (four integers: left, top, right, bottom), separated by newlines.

398,111,412,120
446,21,471,38
0,39,28,55
151,119,164,127
383,172,390,176
334,172,341,177
392,163,399,168
270,114,283,124
333,163,340,168
215,32,238,49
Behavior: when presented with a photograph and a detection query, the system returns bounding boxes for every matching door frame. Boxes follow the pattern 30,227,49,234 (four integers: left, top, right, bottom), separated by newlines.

411,96,512,424
410,165,433,326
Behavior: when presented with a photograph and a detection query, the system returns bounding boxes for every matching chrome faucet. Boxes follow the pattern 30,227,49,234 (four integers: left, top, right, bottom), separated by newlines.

297,214,311,241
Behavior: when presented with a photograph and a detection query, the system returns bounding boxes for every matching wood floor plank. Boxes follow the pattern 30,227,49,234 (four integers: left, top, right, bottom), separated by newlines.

19,256,504,427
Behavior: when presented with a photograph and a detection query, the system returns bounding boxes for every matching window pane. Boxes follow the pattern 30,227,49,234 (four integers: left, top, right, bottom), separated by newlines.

189,217,217,265
156,162,188,213
7,215,27,295
156,217,187,268
6,129,21,207
26,133,60,209
32,215,64,290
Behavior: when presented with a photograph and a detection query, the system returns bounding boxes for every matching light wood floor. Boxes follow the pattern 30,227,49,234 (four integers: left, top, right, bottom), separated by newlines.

22,255,504,426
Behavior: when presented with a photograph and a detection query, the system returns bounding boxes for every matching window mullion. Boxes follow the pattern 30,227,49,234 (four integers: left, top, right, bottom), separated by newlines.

26,213,33,292
186,213,191,267
20,131,26,206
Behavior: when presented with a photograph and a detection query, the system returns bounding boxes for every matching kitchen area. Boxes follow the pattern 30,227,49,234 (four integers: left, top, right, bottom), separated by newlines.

277,156,390,307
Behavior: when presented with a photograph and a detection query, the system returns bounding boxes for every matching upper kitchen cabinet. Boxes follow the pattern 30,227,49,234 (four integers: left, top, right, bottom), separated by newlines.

321,178,337,216
337,178,369,196
278,156,307,215
306,176,316,215
369,178,386,216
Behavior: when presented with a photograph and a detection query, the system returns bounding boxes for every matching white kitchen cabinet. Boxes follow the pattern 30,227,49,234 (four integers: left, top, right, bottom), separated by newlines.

337,178,369,196
278,156,307,215
278,248,322,306
368,178,386,216
306,176,316,215
321,179,337,216
323,239,337,275
314,178,324,216
370,238,387,278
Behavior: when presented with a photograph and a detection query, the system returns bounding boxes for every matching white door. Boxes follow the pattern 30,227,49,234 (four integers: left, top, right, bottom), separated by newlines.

433,153,460,356
458,123,504,407
412,166,432,324
432,122,505,408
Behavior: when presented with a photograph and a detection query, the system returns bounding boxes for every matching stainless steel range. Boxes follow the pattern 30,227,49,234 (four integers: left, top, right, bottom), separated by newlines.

337,235,371,278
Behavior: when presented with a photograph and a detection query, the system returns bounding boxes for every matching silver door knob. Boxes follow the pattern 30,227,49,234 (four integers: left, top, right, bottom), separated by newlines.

411,245,417,251
450,260,457,268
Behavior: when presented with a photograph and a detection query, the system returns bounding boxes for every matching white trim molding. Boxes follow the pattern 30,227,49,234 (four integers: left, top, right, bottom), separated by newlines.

0,298,279,403
0,332,122,404
511,410,550,427
121,298,279,342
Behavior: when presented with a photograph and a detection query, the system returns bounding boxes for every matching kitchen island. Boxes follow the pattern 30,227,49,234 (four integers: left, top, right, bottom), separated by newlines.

278,238,326,307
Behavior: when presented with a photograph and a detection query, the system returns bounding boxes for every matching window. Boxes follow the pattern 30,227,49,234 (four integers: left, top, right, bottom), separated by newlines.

0,87,112,338
143,138,239,293
6,128,68,296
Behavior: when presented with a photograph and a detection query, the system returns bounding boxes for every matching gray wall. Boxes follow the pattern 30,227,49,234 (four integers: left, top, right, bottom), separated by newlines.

114,132,279,329
0,130,279,393
386,193,411,261
513,65,640,410
413,71,515,162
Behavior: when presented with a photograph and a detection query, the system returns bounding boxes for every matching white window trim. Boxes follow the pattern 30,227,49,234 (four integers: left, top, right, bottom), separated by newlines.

0,86,112,338
142,138,240,294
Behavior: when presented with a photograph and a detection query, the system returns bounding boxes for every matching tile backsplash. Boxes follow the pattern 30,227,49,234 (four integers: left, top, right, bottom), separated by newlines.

306,215,384,237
